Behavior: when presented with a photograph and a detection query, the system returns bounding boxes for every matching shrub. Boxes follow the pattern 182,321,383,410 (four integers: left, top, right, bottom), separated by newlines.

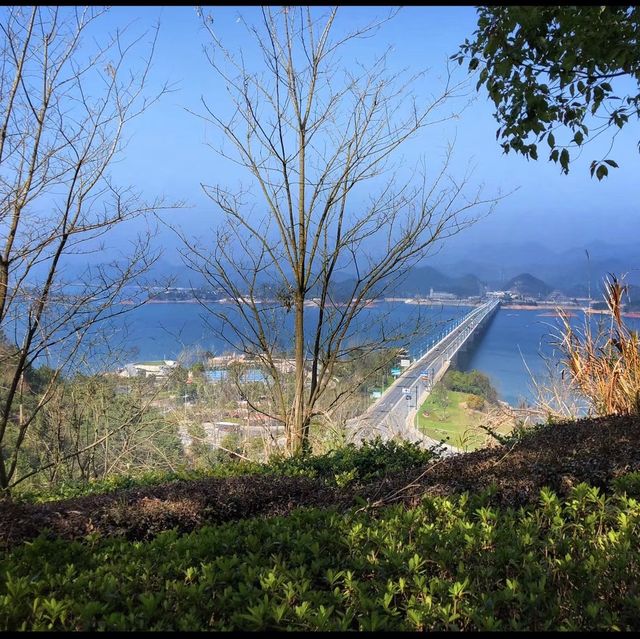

612,471,640,498
2,481,640,630
466,394,485,411
443,370,498,403
266,437,435,485
15,438,434,503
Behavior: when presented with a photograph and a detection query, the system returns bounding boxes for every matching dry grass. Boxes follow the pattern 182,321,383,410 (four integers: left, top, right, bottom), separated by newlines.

556,274,640,416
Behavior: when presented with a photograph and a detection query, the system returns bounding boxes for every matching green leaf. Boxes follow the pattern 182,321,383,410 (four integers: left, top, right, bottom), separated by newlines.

547,132,555,148
595,164,608,180
559,148,570,172
604,159,619,168
573,131,584,145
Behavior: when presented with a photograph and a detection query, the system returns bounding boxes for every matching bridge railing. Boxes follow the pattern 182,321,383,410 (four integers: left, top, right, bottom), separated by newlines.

434,299,499,365
361,299,499,419
403,299,499,443
349,298,499,447
412,299,498,365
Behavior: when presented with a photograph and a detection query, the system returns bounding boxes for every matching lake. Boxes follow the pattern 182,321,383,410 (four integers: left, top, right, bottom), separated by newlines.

108,300,473,363
460,308,562,406
28,300,640,408
462,308,640,406
110,302,595,407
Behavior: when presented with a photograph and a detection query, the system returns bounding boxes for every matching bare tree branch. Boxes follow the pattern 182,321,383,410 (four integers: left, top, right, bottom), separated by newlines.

182,6,498,455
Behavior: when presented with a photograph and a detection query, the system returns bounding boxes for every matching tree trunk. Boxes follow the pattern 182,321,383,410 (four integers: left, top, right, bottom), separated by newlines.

290,293,306,455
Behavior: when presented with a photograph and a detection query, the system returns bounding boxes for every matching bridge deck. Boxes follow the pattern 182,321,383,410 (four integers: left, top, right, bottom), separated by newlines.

348,299,500,452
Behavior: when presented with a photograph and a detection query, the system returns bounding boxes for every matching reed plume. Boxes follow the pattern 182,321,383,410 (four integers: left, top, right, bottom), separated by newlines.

557,274,640,416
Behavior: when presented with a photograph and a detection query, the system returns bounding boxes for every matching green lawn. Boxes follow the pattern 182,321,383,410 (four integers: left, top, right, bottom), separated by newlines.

416,388,511,450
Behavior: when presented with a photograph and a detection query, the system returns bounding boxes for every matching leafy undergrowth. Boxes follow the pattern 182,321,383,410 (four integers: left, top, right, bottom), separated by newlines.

15,437,433,504
2,415,640,630
2,414,640,551
2,482,640,630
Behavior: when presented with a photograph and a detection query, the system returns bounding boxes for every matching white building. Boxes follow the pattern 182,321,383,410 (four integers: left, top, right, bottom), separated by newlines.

118,360,177,379
429,288,458,301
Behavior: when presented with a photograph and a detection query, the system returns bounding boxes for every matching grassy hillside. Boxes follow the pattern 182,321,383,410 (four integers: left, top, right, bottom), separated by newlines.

416,390,514,450
2,415,640,631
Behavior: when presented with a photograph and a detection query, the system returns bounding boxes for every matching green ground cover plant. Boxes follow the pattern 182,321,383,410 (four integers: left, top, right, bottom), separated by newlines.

1,481,639,631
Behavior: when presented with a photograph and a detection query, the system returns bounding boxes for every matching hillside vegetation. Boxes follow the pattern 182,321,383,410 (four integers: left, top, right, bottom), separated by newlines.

1,414,640,631
417,370,509,450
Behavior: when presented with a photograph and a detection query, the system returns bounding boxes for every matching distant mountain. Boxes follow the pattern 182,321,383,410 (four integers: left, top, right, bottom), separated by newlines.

560,282,591,298
503,273,553,298
330,265,484,300
431,241,639,292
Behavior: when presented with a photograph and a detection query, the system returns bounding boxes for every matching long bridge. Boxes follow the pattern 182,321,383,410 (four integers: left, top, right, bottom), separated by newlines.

348,298,500,453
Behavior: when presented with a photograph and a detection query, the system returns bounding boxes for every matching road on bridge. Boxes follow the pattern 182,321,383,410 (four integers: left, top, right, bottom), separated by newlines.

348,300,499,453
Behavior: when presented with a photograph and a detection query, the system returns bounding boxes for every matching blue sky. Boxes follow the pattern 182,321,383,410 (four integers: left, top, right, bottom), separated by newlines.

92,5,639,264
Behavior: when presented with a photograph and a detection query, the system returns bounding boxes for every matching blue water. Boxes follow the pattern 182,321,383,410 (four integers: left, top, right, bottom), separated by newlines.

460,309,557,406
462,309,640,406
87,301,471,366
113,303,563,407
24,299,639,408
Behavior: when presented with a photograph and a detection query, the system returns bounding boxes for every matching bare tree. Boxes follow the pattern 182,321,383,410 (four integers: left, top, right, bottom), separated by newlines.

21,373,184,489
181,7,497,455
0,6,176,493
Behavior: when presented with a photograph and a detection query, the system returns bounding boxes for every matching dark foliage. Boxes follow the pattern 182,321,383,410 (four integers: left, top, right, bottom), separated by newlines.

2,415,640,550
455,6,640,178
443,369,498,403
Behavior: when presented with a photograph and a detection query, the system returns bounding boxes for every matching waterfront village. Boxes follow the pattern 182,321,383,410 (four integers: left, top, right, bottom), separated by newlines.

113,278,602,457
148,280,602,311
114,354,298,454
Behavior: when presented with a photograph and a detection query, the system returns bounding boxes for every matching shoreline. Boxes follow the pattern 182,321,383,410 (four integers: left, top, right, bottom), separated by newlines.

502,303,639,318
141,298,640,318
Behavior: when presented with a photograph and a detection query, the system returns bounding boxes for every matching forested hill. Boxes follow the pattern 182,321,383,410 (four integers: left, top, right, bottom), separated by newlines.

502,273,554,298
